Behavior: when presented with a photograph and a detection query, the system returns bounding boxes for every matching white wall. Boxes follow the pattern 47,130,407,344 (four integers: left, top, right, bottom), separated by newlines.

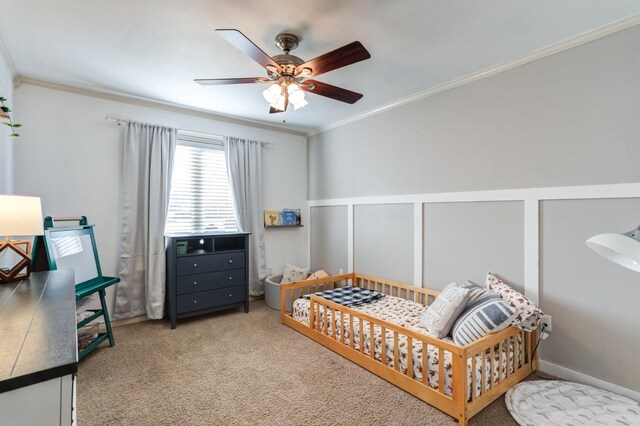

0,53,13,194
307,26,640,396
12,83,308,317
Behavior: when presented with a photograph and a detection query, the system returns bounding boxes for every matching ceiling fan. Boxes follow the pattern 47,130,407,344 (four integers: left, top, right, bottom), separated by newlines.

195,29,371,114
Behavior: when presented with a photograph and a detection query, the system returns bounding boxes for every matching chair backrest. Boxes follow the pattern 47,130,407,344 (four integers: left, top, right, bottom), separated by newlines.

43,226,103,285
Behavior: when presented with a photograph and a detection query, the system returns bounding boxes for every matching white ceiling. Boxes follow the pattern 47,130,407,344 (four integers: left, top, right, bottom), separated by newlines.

1,1,639,133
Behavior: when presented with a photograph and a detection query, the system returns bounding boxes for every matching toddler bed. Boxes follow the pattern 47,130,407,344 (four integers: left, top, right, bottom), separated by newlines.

280,273,537,426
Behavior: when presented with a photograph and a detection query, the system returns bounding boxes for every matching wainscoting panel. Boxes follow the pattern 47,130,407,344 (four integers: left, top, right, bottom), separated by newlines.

354,204,414,284
540,198,640,392
310,206,348,275
423,201,524,291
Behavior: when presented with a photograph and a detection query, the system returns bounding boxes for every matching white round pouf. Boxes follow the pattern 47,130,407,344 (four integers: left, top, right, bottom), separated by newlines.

506,380,640,426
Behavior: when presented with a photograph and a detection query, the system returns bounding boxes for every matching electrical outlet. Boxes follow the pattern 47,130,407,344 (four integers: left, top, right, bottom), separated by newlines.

542,314,552,332
339,268,344,275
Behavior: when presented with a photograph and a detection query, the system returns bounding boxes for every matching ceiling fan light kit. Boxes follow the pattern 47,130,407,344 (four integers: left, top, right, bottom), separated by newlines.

195,29,371,114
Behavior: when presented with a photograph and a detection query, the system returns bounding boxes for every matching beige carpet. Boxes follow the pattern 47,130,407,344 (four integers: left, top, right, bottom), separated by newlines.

77,300,529,425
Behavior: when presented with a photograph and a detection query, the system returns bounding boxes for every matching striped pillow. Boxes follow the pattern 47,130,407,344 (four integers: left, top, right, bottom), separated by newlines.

451,289,517,346
455,280,486,305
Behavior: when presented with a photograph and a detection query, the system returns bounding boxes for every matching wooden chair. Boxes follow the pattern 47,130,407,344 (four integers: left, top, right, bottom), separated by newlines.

35,216,120,360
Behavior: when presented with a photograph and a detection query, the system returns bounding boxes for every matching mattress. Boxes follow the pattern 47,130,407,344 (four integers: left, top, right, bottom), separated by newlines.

293,294,523,399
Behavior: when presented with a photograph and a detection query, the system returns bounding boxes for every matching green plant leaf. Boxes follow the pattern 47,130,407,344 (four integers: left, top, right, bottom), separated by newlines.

0,97,6,102
0,106,10,113
9,133,19,138
12,124,21,128
0,122,12,126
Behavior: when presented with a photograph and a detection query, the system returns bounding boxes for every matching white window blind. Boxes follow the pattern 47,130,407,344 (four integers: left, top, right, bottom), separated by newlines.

165,141,238,234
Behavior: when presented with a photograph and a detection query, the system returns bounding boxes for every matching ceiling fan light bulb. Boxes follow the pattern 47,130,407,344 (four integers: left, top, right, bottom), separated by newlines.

293,98,308,110
287,82,300,94
288,84,305,104
263,86,279,104
269,83,283,95
273,94,286,111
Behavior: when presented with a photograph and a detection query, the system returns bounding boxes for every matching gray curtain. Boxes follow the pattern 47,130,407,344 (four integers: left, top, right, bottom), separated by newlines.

115,121,176,320
224,136,266,296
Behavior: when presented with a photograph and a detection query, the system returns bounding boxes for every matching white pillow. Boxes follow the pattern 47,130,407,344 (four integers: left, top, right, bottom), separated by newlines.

281,264,310,283
419,282,470,338
307,270,329,280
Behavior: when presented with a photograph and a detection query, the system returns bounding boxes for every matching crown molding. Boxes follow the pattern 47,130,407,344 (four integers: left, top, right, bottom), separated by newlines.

308,13,640,137
17,77,308,137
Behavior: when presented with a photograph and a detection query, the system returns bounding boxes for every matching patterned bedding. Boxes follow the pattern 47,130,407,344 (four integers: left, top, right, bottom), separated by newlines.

293,294,522,399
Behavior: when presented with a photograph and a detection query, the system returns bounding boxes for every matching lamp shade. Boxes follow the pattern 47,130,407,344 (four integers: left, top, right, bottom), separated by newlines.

586,229,640,272
0,195,44,237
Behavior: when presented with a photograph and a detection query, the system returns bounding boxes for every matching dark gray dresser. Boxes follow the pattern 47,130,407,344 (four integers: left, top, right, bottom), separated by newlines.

165,233,250,329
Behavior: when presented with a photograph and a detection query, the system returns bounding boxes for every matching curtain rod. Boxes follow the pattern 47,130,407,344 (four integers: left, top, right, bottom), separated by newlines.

105,115,272,147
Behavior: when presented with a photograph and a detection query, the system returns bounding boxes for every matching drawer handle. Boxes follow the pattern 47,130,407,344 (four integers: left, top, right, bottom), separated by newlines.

193,281,198,286
228,276,232,280
228,259,233,264
193,263,198,268
193,300,198,304
229,293,233,297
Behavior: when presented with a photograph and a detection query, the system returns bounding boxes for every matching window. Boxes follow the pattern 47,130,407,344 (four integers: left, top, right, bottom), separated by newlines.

165,139,237,234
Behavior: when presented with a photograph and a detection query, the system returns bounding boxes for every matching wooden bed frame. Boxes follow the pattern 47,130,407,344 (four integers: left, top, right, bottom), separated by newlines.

280,273,537,425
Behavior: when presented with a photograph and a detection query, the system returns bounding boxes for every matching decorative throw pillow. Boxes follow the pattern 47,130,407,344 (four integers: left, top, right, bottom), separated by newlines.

419,282,470,339
307,270,329,280
454,280,488,306
451,290,517,345
485,272,543,331
281,264,310,283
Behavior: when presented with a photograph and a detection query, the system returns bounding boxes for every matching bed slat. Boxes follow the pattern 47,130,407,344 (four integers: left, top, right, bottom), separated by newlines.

438,348,444,393
499,341,504,383
393,331,399,372
406,337,413,378
422,343,428,385
309,299,315,330
359,318,364,353
471,353,477,401
490,345,495,389
481,349,487,396
369,322,375,360
349,315,354,349
323,304,328,336
381,326,387,364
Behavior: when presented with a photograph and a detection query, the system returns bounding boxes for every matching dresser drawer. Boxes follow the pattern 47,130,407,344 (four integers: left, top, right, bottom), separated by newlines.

177,286,245,314
176,252,245,276
176,269,246,295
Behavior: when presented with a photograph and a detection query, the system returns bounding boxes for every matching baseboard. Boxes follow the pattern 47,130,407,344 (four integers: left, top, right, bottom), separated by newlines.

539,359,640,402
111,315,149,328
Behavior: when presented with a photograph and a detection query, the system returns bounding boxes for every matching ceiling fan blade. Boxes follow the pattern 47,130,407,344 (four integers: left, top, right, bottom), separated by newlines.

194,77,268,85
302,80,363,104
296,41,370,77
216,29,281,72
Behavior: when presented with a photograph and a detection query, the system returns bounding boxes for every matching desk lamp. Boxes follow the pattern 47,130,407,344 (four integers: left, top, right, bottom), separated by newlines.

0,195,44,283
